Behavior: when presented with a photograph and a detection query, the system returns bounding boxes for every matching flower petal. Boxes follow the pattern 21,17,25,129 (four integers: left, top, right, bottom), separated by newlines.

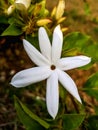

57,69,82,103
46,71,59,119
11,66,51,87
57,56,91,70
23,39,50,66
38,27,51,61
52,25,63,64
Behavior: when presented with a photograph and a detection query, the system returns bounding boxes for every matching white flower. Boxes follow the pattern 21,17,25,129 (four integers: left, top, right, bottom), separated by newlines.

11,25,91,119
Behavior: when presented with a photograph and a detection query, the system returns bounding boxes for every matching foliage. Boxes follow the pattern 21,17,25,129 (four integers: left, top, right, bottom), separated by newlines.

62,114,85,130
84,72,98,100
14,96,50,130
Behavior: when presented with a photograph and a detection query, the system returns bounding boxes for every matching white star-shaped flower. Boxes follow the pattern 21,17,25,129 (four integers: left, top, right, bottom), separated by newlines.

11,25,91,119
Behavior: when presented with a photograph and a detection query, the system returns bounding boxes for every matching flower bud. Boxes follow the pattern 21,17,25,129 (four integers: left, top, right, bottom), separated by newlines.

61,27,68,32
57,17,66,24
7,5,15,15
51,6,57,18
15,0,31,9
55,0,65,20
36,19,52,26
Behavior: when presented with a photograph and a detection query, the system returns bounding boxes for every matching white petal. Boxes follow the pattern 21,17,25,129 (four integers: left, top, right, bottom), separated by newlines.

57,69,82,103
23,39,50,66
46,71,59,119
57,56,91,70
38,27,51,61
52,25,63,64
11,66,51,87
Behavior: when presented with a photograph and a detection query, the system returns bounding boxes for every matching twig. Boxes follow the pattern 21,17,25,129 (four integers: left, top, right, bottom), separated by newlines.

0,121,15,127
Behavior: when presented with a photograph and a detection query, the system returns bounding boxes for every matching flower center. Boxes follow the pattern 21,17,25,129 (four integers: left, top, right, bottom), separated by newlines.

50,65,56,70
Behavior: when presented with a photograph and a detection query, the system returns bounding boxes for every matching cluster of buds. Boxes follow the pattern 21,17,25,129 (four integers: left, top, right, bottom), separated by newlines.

7,0,31,15
5,0,68,36
51,0,68,32
22,0,50,35
51,0,66,22
37,0,68,32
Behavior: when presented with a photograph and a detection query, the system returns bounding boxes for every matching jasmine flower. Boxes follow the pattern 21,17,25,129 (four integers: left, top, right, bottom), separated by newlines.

11,25,91,118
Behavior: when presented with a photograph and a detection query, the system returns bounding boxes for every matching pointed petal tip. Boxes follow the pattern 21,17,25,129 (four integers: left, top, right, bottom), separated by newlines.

10,81,17,88
54,25,63,38
23,39,27,47
73,91,82,104
87,57,91,63
52,115,56,119
23,39,27,44
39,27,45,33
10,81,12,86
48,111,57,119
23,38,26,42
81,56,91,63
81,56,91,66
55,24,61,31
10,79,20,88
72,90,82,104
77,97,82,104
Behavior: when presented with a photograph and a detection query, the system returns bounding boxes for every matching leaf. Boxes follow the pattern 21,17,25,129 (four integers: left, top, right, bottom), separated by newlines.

87,116,98,130
62,48,79,57
62,114,85,130
63,32,90,51
14,96,50,130
83,44,98,62
0,15,8,24
1,23,23,36
84,72,98,100
63,32,98,63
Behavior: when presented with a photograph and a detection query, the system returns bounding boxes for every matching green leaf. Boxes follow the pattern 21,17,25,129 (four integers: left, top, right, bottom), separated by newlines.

14,96,50,130
0,15,8,24
62,114,85,130
87,115,98,130
83,44,98,62
62,48,79,57
84,72,98,100
63,32,90,52
1,23,23,36
63,32,98,63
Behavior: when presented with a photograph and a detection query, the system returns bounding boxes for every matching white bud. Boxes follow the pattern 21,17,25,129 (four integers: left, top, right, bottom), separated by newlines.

7,5,15,15
15,0,31,9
